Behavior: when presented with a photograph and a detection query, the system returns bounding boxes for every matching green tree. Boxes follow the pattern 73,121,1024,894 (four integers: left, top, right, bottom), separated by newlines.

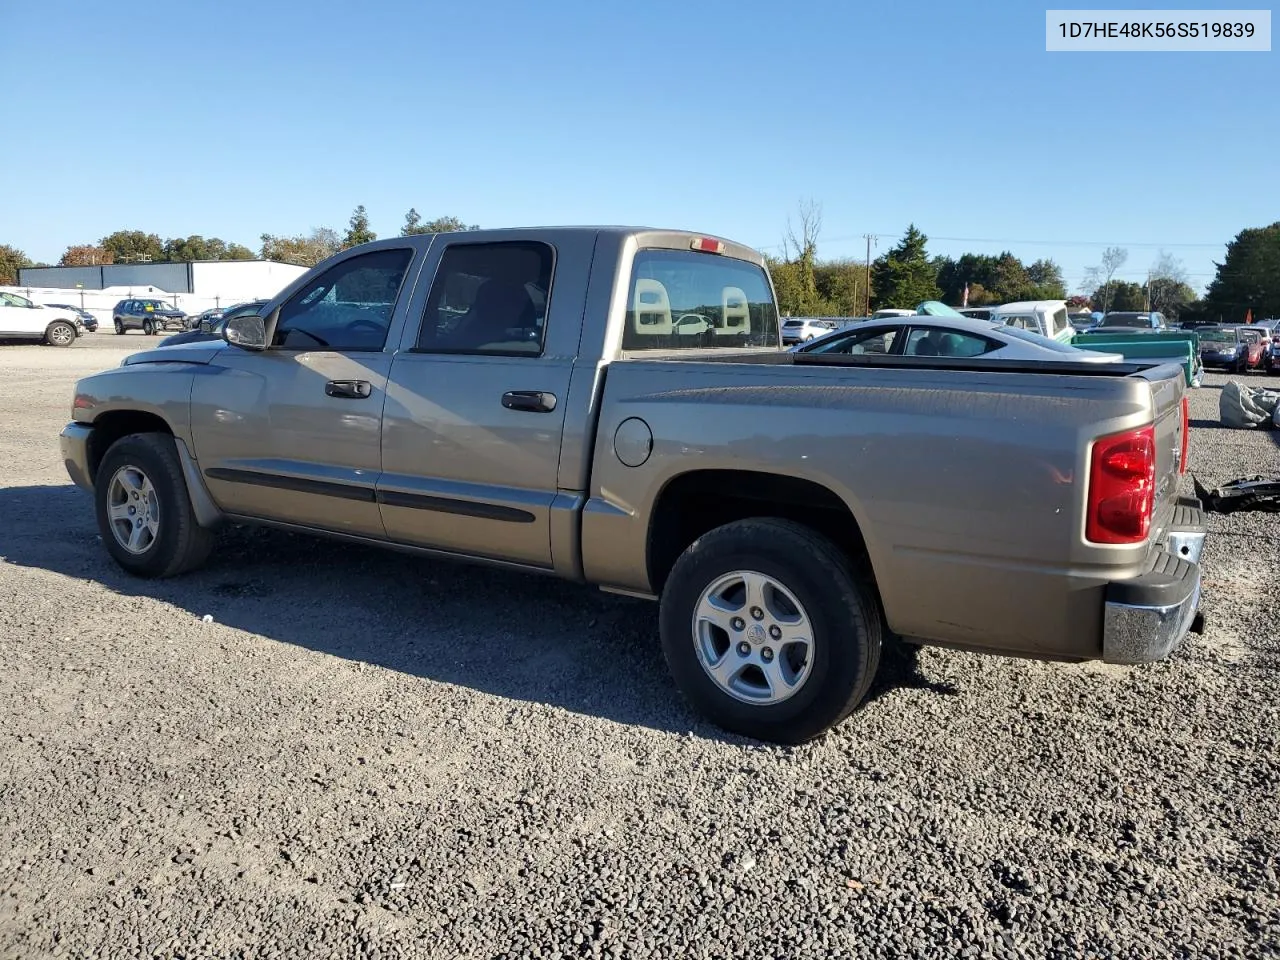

400,209,477,236
1204,222,1280,323
100,230,165,264
935,253,1000,304
59,244,113,266
813,259,864,315
1093,280,1146,312
1025,258,1067,299
870,224,941,309
343,205,376,249
1083,246,1129,315
0,244,32,284
260,227,341,266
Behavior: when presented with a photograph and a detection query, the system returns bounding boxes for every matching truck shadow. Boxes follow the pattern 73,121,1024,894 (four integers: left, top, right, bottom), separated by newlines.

0,484,957,742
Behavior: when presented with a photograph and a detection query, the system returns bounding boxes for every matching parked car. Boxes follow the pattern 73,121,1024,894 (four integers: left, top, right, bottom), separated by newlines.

957,306,996,322
112,298,187,335
186,307,225,331
59,226,1207,744
1197,326,1264,373
795,314,1125,363
159,300,269,347
46,303,98,332
987,300,1076,343
1095,311,1171,333
1267,334,1280,373
0,292,80,346
781,317,840,345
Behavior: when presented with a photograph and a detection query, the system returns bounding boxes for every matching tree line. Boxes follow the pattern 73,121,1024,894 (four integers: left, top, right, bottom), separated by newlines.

766,203,1276,324
3,206,1277,324
0,205,477,282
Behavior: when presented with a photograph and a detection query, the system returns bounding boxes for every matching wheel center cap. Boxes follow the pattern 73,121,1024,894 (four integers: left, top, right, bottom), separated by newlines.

746,624,766,644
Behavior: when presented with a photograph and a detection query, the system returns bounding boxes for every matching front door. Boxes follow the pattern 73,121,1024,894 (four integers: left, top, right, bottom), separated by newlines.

379,238,575,568
190,245,420,538
0,293,46,336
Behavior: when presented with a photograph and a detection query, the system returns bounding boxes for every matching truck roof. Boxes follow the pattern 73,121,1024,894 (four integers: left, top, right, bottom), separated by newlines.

353,225,769,267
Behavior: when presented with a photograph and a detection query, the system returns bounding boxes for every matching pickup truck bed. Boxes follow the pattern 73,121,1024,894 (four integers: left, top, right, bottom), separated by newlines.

58,226,1208,744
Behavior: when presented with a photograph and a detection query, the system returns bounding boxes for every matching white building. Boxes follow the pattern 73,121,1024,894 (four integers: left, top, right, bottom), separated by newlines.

13,259,310,325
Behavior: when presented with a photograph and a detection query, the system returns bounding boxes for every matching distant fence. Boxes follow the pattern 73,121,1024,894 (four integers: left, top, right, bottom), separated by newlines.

0,285,276,326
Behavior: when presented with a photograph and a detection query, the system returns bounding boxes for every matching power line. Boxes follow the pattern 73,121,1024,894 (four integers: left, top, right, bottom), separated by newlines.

755,233,1226,252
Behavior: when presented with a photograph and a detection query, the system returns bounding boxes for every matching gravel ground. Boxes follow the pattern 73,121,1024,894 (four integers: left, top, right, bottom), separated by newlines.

0,336,1277,959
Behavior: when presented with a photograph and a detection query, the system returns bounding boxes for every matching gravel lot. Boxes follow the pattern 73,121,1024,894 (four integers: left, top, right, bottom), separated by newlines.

1,334,1277,959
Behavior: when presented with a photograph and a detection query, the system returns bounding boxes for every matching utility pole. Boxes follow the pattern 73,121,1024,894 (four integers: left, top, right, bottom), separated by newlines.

863,234,874,316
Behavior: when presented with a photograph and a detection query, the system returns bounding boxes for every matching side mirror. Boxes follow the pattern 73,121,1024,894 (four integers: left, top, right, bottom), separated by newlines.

223,313,268,351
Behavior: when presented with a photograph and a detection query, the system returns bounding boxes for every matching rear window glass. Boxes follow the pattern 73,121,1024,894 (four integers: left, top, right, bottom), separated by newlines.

999,325,1090,354
1103,314,1151,327
623,250,779,351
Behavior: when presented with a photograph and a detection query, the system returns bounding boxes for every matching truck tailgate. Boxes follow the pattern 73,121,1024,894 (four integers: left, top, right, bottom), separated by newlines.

1135,363,1190,544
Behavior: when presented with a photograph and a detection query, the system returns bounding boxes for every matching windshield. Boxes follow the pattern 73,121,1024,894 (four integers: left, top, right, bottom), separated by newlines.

1200,329,1235,343
1102,314,1151,327
997,324,1093,354
916,301,965,317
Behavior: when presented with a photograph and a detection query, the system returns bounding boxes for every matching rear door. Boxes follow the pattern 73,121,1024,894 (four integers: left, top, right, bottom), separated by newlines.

377,233,592,568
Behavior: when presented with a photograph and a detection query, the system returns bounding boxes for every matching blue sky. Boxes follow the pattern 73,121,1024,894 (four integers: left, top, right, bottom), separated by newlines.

5,0,1276,295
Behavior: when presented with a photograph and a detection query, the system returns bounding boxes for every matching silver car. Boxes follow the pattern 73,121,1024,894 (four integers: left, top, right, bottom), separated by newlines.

796,314,1125,363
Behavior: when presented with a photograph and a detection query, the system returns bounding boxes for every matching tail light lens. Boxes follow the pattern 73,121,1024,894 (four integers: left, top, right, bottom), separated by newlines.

1179,395,1190,475
1086,425,1156,544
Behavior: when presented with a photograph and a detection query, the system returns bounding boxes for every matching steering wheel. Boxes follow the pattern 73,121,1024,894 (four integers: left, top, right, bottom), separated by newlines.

348,317,384,333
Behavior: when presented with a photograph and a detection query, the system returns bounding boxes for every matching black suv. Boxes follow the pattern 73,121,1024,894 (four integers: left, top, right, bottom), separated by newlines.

112,298,187,335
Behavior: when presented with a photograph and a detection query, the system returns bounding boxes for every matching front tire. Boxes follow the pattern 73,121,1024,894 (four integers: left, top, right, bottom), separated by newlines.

45,321,76,347
143,319,156,336
658,518,882,744
94,433,216,578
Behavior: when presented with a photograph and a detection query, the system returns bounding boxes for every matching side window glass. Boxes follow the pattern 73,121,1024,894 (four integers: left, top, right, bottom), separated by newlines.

905,328,995,357
416,241,553,355
815,326,899,355
275,247,414,351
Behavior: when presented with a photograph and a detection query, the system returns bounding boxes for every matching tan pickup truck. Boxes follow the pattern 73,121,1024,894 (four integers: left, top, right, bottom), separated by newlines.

60,227,1208,744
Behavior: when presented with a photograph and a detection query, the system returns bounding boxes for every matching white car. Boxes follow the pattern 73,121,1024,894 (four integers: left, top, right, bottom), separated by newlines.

793,313,1124,363
0,292,81,347
781,317,841,345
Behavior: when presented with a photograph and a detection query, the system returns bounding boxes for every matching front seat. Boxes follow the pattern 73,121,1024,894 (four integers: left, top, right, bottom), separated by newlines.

454,279,535,348
913,332,941,356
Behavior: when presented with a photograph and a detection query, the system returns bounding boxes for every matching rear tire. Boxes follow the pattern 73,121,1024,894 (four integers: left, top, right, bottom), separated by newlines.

94,433,216,579
658,518,882,745
45,321,76,347
114,319,124,335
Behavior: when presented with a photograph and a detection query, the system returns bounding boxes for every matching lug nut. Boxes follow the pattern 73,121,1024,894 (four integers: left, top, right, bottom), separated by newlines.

730,617,745,631
761,647,775,662
769,625,782,640
737,642,751,656
750,606,764,621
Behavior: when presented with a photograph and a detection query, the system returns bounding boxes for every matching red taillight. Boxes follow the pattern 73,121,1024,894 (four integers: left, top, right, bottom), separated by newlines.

1086,425,1156,544
689,237,725,254
1179,395,1190,475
